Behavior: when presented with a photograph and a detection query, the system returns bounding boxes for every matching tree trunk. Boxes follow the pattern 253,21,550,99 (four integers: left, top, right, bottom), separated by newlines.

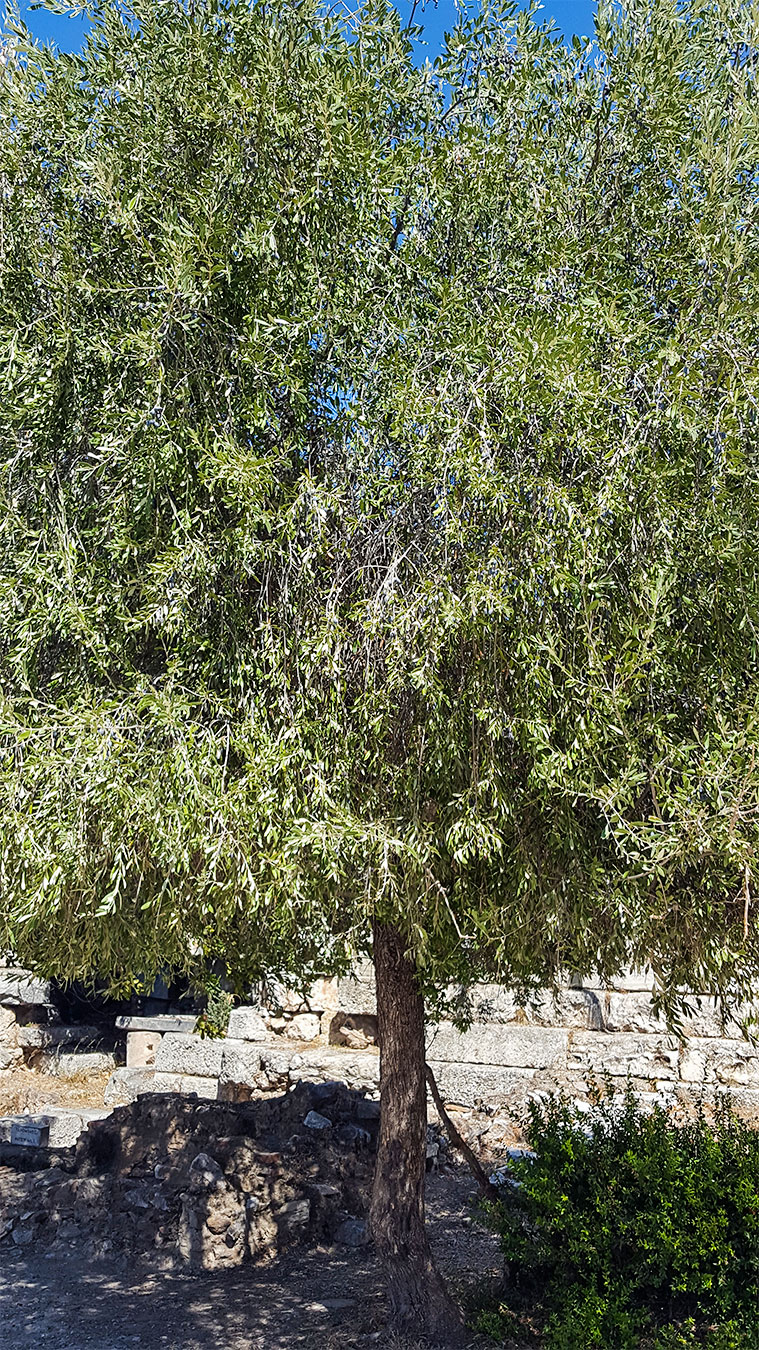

370,920,466,1345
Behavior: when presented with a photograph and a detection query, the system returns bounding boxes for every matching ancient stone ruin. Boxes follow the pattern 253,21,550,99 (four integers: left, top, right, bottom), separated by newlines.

0,1080,444,1264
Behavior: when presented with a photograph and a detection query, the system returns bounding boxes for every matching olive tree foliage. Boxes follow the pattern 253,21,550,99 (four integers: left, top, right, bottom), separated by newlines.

1,0,759,1010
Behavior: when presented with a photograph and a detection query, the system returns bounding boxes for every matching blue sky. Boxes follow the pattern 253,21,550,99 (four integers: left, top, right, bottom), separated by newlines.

15,1,599,56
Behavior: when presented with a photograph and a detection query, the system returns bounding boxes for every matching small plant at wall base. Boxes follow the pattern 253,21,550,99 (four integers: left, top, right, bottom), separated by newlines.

475,1091,759,1350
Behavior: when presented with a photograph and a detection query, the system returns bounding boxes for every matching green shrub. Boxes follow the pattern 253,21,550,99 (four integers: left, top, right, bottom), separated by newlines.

475,1088,759,1348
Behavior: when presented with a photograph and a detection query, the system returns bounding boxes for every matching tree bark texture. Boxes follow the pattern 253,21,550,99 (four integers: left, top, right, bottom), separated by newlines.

369,920,466,1344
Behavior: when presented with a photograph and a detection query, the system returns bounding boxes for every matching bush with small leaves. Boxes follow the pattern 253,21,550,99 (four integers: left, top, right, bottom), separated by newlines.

475,1089,759,1349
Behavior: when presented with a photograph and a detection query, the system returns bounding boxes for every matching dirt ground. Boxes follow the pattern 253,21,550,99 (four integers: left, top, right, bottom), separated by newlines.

0,1168,505,1350
0,1067,115,1117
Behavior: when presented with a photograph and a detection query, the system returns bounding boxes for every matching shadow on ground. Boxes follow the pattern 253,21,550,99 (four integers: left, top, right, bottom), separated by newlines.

0,1170,501,1350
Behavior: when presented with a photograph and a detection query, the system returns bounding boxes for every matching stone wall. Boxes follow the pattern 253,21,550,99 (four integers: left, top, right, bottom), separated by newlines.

100,964,759,1121
6,952,759,1121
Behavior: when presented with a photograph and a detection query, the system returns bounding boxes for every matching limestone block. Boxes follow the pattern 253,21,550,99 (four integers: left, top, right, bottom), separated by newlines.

126,1031,161,1068
154,1033,226,1078
0,1044,23,1070
152,1072,219,1099
686,1037,759,1089
336,966,376,1016
258,1046,297,1088
567,1032,679,1081
603,993,668,1035
0,970,51,1007
116,1014,197,1034
282,1014,321,1042
306,978,339,1013
0,1006,17,1042
227,1007,269,1042
104,1067,157,1105
220,1040,264,1089
571,968,656,994
46,1051,117,1078
425,1023,568,1070
289,1047,379,1092
679,1048,707,1084
428,1062,537,1109
17,1023,101,1051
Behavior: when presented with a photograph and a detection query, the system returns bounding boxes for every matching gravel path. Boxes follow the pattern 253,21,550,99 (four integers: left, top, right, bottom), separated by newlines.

0,1170,504,1350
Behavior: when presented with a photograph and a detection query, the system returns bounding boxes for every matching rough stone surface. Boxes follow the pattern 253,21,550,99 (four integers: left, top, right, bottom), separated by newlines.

104,1067,158,1106
428,1062,537,1109
567,1032,679,1081
116,1014,197,1034
226,1007,269,1042
333,1218,369,1247
0,970,51,1006
335,967,376,1017
154,1033,226,1079
16,1022,99,1048
685,1037,759,1088
282,1014,321,1042
426,1022,569,1069
46,1051,118,1078
289,1047,379,1092
152,1073,219,1099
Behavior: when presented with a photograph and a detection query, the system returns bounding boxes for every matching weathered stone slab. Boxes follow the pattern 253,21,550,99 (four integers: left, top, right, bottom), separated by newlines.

1,1107,110,1149
17,1023,102,1050
152,1072,219,1099
226,1007,268,1042
426,1023,569,1070
571,968,656,994
336,966,376,1016
154,1033,226,1078
282,1013,321,1041
116,1014,197,1034
428,1062,536,1109
220,1040,264,1089
0,971,52,1006
681,1037,759,1089
126,1030,161,1068
288,1047,379,1092
567,1032,679,1081
457,986,604,1031
104,1067,157,1105
46,1051,117,1077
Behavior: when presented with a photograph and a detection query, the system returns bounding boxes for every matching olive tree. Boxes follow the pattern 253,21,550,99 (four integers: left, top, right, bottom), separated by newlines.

2,0,759,1339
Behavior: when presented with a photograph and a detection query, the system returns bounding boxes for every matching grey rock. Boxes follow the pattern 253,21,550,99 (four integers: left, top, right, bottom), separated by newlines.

303,1110,332,1131
426,1022,568,1069
568,1032,679,1081
426,1063,536,1109
104,1067,156,1106
277,1197,311,1231
46,1051,117,1078
154,1033,225,1078
115,1014,197,1034
227,1007,269,1042
333,1218,369,1247
0,971,51,1007
189,1152,225,1191
220,1040,264,1088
